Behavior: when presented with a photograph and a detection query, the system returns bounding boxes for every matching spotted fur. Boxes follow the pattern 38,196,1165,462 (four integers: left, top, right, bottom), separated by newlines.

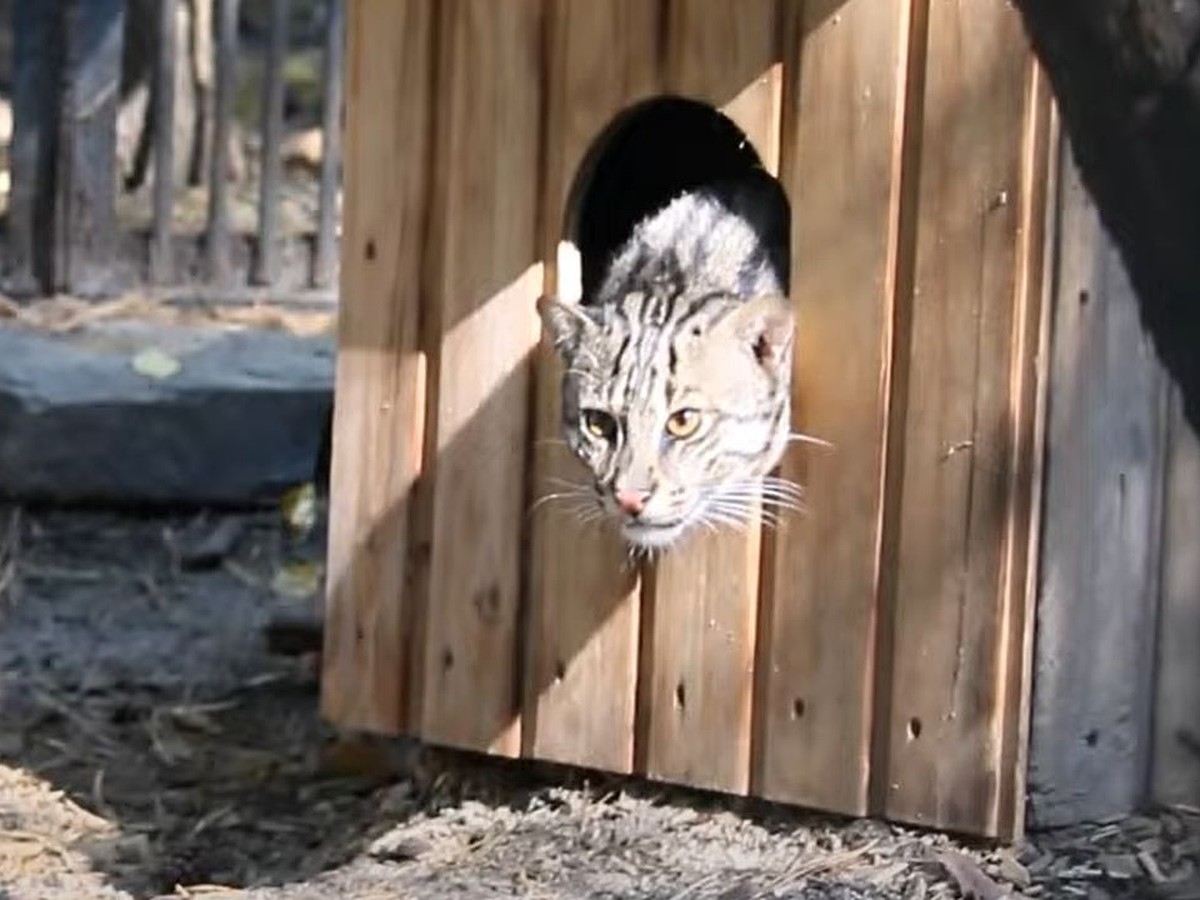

538,175,798,550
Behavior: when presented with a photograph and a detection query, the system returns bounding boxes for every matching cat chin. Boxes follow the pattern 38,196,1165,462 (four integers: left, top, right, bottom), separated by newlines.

620,520,690,550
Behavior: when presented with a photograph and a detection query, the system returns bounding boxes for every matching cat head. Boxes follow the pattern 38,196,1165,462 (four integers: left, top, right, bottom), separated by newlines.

538,289,795,549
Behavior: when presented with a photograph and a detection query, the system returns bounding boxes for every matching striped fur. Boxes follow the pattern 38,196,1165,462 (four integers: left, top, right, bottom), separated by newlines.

539,178,796,550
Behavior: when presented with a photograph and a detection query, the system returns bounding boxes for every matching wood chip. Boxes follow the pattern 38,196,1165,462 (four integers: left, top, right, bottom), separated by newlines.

998,850,1032,888
1141,849,1171,883
174,517,245,571
1099,852,1141,880
367,829,432,863
938,851,1009,900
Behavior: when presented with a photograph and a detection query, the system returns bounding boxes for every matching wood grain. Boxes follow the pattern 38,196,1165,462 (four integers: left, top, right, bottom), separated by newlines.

320,0,434,733
997,69,1056,837
752,0,911,816
1152,396,1200,807
1025,143,1167,827
879,0,1046,838
412,0,544,757
522,0,661,773
631,0,782,797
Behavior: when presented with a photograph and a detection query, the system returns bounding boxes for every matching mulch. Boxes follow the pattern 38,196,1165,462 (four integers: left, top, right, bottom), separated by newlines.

0,508,1196,900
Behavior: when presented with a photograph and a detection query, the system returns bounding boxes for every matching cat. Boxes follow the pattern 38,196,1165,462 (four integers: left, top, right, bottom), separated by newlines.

538,170,799,550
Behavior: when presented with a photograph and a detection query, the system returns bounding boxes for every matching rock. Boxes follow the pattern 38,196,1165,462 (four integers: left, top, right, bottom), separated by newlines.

171,514,245,569
367,828,431,863
282,127,324,174
998,851,1032,889
937,852,1007,900
1099,853,1142,880
0,323,333,505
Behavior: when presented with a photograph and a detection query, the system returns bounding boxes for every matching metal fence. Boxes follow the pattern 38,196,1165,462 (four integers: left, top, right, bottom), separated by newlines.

1,0,344,306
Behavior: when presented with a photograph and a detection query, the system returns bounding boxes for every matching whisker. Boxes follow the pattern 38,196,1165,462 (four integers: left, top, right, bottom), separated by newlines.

705,505,763,528
788,432,835,450
528,491,587,514
703,496,796,529
710,486,804,508
543,475,589,490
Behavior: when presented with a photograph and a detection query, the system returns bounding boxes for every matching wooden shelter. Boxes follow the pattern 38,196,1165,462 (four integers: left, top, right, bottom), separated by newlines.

320,0,1200,841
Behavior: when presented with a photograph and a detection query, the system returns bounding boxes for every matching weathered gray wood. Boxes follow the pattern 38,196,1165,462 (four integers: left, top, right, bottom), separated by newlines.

252,0,289,285
206,0,239,284
7,0,126,296
1152,394,1200,807
6,0,61,296
1027,143,1169,828
151,0,178,284
312,0,344,289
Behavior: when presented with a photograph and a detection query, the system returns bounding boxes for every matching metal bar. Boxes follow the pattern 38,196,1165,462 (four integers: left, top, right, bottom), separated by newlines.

253,0,290,285
6,0,62,297
151,0,178,284
57,0,126,296
312,0,344,289
207,0,239,283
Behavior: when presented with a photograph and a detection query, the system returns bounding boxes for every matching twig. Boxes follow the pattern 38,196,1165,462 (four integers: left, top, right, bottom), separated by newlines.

0,829,71,858
668,871,723,900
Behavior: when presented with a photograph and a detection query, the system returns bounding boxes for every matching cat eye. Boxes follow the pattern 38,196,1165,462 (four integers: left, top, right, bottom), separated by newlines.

581,408,618,442
665,408,702,439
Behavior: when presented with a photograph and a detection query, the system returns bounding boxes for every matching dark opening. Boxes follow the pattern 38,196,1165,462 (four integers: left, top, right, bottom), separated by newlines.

564,96,791,302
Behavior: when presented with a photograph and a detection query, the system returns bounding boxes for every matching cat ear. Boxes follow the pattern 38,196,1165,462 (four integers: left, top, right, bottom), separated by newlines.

537,295,598,359
716,293,795,372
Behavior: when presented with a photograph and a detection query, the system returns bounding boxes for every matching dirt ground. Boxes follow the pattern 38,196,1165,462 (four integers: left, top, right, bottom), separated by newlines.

0,508,1197,900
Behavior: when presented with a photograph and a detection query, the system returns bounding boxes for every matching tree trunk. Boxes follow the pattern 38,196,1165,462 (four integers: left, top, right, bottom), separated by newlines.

1014,0,1200,430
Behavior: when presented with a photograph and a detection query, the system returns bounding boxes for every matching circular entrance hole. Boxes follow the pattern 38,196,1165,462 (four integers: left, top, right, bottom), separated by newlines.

562,96,791,303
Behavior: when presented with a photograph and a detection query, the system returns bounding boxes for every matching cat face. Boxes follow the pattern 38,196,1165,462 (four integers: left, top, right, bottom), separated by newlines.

538,290,795,549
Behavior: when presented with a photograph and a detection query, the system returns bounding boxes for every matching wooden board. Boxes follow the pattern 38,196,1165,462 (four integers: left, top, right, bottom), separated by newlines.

1026,145,1167,827
996,71,1056,836
58,0,125,295
320,0,434,733
632,0,781,797
411,0,544,756
1153,396,1200,807
521,0,662,773
321,0,1058,839
752,0,911,816
878,0,1044,838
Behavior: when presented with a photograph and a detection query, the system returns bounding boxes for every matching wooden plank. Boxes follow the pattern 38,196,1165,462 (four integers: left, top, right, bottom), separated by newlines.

1026,144,1167,827
753,0,911,816
6,0,60,295
151,0,178,284
522,0,661,773
57,0,126,295
879,1,1046,838
411,0,543,757
319,0,433,734
997,73,1056,835
253,0,290,285
1152,395,1200,807
632,0,781,796
664,0,780,117
206,0,240,284
313,0,346,289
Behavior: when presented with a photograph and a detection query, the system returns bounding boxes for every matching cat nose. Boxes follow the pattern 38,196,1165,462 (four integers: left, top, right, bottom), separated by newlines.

614,489,649,516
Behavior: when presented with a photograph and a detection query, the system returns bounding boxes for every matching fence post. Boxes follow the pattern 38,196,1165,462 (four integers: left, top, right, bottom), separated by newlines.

252,0,289,285
4,0,125,298
57,0,127,296
6,0,61,296
151,0,178,284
